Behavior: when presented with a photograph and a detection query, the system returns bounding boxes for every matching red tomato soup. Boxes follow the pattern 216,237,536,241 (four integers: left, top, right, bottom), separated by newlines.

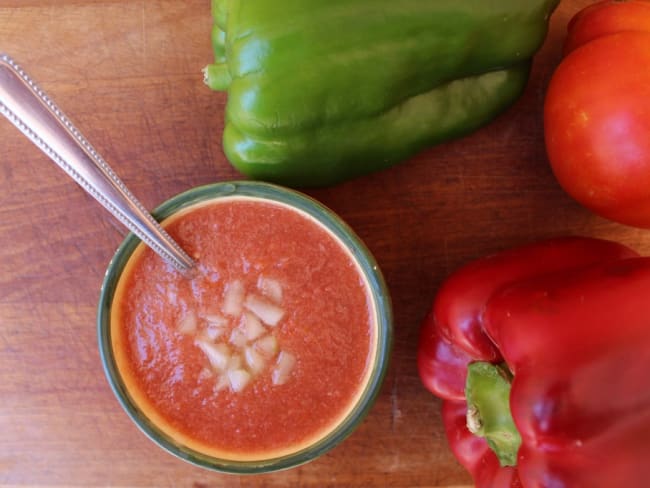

111,197,377,460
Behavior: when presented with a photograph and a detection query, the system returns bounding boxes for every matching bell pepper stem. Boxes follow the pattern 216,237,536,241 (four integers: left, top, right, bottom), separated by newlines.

465,361,522,467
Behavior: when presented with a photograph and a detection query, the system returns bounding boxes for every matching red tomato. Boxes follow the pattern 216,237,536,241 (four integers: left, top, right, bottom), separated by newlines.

564,0,650,54
544,1,650,228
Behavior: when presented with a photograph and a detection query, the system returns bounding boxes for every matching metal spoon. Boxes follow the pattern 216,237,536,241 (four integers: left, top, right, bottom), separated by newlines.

0,53,196,274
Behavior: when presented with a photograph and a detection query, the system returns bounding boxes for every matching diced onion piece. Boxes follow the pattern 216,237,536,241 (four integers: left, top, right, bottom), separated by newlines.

254,335,278,359
177,311,197,335
203,313,227,327
272,351,296,386
227,353,243,371
205,324,226,341
222,280,245,316
195,340,230,371
214,374,229,392
229,327,247,348
245,294,285,327
244,346,266,374
257,276,283,303
228,369,252,392
242,311,266,341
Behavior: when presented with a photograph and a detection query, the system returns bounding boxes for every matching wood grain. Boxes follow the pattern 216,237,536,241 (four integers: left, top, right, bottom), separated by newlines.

0,1,647,486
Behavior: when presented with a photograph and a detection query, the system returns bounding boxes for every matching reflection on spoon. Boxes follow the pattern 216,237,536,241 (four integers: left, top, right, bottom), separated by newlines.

0,53,196,275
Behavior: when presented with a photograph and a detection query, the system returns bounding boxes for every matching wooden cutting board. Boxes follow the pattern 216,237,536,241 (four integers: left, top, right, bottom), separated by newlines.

0,1,646,486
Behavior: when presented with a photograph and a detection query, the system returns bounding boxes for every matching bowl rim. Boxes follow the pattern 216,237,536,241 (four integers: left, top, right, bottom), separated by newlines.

97,180,393,474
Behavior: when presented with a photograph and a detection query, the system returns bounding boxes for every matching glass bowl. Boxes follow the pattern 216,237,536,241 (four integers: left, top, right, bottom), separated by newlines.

97,181,392,474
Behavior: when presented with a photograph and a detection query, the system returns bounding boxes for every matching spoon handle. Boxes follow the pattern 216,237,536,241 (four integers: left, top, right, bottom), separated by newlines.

0,54,195,274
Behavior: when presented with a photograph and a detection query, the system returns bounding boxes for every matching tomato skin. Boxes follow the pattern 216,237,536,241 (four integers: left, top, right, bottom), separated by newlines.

564,0,650,54
544,25,650,228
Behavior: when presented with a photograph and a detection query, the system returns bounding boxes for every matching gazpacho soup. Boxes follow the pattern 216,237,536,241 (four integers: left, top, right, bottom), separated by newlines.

110,195,379,461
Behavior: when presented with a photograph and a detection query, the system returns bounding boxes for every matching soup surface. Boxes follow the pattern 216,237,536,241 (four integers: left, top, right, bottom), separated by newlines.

111,197,376,460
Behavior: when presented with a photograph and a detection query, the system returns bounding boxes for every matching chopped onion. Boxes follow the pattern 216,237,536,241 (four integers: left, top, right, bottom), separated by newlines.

244,294,285,327
203,313,227,327
227,353,243,370
222,280,245,316
229,327,247,348
177,311,197,335
244,346,266,374
257,276,283,303
254,335,278,358
272,351,296,386
228,369,252,392
195,339,230,371
242,311,266,341
214,374,229,392
204,324,225,341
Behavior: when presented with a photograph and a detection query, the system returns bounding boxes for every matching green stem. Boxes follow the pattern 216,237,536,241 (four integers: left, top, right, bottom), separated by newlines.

465,361,522,467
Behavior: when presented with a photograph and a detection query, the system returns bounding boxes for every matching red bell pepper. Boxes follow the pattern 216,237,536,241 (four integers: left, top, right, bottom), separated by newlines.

417,236,650,487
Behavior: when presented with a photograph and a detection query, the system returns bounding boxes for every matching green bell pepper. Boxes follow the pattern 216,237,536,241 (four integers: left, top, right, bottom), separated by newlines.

205,0,559,187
